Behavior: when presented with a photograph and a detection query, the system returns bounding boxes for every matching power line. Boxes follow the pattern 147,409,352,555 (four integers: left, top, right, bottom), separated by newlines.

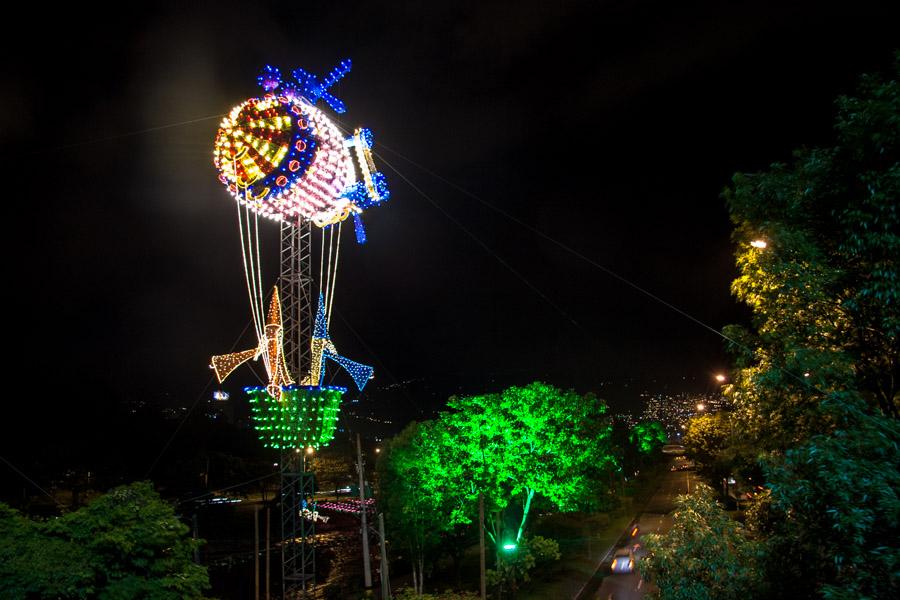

372,141,825,393
373,141,733,343
333,309,425,416
145,319,255,477
330,118,582,331
378,155,582,329
0,455,61,507
48,114,225,152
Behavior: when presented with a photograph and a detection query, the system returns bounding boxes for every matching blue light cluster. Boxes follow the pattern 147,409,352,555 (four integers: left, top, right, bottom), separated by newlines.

312,294,374,391
265,101,317,194
313,294,330,339
257,59,352,114
341,172,390,213
324,351,374,391
353,212,367,244
257,65,282,92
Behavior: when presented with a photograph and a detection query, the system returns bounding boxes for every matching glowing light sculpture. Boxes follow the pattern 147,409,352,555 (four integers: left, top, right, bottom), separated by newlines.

209,59,388,594
247,385,345,449
301,294,374,391
213,60,390,233
210,287,294,399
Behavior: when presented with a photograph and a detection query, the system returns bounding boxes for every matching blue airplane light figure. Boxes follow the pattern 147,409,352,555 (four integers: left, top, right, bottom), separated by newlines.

257,59,352,114
301,294,374,391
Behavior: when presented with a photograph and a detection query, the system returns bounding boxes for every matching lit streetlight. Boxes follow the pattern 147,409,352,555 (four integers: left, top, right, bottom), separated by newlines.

750,239,767,249
696,403,706,412
715,374,726,383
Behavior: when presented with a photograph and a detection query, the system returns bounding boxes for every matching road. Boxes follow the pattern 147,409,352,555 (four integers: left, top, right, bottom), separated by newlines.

591,466,696,600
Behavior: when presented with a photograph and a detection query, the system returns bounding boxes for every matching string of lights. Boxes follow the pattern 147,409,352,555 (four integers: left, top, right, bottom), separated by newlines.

247,385,345,449
213,63,389,229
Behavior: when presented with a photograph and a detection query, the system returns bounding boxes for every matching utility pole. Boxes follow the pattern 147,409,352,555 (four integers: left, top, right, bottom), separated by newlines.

479,493,486,600
357,433,373,589
254,505,260,600
192,513,200,564
265,506,271,600
378,512,391,599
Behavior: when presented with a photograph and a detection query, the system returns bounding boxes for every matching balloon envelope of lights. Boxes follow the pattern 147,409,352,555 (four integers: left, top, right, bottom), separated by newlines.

213,60,389,228
247,385,344,449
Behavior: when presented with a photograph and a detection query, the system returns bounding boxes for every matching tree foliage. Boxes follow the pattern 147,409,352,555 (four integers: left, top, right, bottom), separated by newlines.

0,481,209,599
762,403,900,600
683,413,729,469
441,382,617,544
378,382,615,595
310,453,353,493
714,55,900,599
377,421,470,595
629,421,668,454
640,483,764,600
484,535,560,591
724,56,899,444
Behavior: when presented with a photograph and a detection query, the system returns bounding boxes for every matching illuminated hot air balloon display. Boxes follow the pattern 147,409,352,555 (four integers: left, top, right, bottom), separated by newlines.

206,57,389,595
213,60,388,239
208,59,387,450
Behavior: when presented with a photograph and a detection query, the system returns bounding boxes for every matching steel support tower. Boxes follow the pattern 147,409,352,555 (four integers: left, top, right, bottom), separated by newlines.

279,218,316,598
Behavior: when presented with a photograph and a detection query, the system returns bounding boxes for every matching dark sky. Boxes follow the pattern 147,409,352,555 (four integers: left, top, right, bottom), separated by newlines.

3,1,897,446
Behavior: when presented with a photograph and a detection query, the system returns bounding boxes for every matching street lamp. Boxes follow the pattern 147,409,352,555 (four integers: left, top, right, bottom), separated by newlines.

696,403,705,412
715,374,726,383
750,239,767,248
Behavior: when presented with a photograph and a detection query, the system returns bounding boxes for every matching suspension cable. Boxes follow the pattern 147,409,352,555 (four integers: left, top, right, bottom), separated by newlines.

328,222,342,320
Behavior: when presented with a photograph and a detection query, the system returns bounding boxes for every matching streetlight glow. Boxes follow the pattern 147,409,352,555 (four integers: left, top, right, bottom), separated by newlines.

715,374,726,383
750,239,768,248
697,403,705,412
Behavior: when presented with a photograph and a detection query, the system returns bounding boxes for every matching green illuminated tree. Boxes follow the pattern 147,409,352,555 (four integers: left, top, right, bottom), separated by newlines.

629,421,668,454
0,481,209,599
377,421,473,595
441,382,617,551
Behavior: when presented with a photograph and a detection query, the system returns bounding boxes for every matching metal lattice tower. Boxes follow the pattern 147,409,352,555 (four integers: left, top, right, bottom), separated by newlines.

278,218,316,598
280,218,314,379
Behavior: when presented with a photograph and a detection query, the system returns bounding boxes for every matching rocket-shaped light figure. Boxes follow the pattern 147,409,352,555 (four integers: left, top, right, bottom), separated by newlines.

300,294,374,391
210,287,294,398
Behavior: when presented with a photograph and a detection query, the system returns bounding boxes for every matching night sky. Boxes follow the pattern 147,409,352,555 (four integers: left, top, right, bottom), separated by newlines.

3,2,896,462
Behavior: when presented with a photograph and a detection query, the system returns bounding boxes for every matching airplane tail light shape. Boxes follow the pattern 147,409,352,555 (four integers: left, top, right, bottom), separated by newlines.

210,288,373,397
